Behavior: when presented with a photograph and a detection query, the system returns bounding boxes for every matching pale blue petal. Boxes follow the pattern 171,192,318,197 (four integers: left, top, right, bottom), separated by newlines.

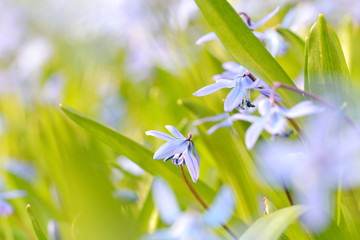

253,31,266,41
258,99,272,116
193,81,233,97
190,141,200,167
152,177,181,225
0,199,13,216
142,229,176,240
203,185,235,227
165,125,185,139
224,79,246,112
229,113,259,123
0,190,27,199
249,6,281,30
207,119,233,134
281,101,324,118
113,189,138,203
196,32,218,45
243,76,255,88
248,78,268,89
153,140,187,159
222,62,246,75
212,72,239,80
146,130,175,141
183,144,199,183
193,113,229,126
265,112,287,135
255,88,283,102
245,119,266,149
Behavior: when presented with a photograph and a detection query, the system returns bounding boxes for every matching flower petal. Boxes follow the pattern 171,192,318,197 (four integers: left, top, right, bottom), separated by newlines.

151,177,181,225
249,6,281,30
253,31,266,41
0,190,27,200
207,119,233,134
203,185,235,227
193,113,229,126
224,79,246,112
142,229,175,240
281,101,324,119
183,143,199,183
190,141,200,167
229,113,259,123
165,125,185,139
196,32,218,45
255,88,283,102
0,199,13,216
153,140,187,160
245,119,266,149
258,99,272,116
222,62,246,74
146,130,175,141
193,81,233,97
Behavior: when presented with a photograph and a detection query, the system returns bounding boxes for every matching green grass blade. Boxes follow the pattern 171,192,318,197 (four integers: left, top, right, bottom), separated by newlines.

26,204,49,240
239,205,307,240
305,14,355,112
194,0,302,105
59,104,215,203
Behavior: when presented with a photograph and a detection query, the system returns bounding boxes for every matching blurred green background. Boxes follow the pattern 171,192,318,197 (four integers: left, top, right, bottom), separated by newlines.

1,0,360,239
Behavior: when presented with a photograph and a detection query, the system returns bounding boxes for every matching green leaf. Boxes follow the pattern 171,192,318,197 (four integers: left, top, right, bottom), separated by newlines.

239,205,307,240
277,28,305,61
26,204,49,240
194,0,302,106
59,104,215,203
305,14,354,108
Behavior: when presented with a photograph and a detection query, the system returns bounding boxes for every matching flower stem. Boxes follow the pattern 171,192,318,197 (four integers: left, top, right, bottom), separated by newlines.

179,165,238,240
282,179,294,206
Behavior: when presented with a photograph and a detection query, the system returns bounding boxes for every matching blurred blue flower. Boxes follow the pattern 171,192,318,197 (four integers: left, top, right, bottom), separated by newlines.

193,62,281,112
143,177,235,240
232,98,324,149
146,126,200,183
196,6,280,45
0,190,26,216
258,112,360,232
256,28,288,57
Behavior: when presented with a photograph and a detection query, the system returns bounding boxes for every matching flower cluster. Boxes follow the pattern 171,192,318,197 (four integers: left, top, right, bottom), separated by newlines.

145,5,360,235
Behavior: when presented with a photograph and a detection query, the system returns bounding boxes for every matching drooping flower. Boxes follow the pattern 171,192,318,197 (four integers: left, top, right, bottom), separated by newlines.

145,126,200,182
0,190,27,216
193,63,281,112
143,177,235,240
257,112,360,232
193,97,264,135
196,6,280,45
231,98,324,149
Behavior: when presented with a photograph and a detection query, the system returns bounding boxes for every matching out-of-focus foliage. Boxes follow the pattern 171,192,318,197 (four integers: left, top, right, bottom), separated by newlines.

0,0,360,239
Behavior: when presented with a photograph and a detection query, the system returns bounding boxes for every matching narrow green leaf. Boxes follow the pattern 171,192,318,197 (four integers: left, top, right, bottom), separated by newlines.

26,204,49,240
277,28,305,60
305,14,354,109
239,205,307,240
59,104,215,203
194,0,302,106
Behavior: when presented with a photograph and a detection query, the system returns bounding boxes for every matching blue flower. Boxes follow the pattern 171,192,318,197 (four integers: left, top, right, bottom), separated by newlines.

257,112,360,232
143,177,235,240
193,62,281,112
146,126,200,183
231,98,324,149
0,190,27,216
196,6,280,45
